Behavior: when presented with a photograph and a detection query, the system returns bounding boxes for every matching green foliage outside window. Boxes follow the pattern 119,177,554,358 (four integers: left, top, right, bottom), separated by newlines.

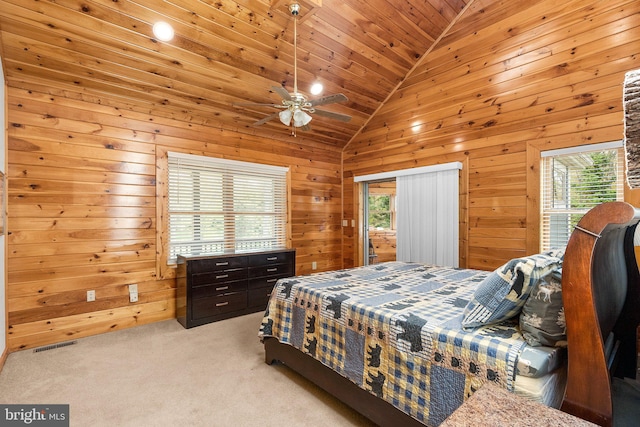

546,149,620,250
568,151,618,230
368,195,392,229
571,151,617,206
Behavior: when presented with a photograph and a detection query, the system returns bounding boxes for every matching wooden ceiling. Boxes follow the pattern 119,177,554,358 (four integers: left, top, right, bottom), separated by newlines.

0,0,472,148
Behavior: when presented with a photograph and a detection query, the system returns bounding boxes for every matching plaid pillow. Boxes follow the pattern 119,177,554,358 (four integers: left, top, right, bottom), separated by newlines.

462,253,562,329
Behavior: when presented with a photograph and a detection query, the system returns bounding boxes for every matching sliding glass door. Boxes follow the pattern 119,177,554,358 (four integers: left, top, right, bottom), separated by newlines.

364,180,397,265
357,162,461,267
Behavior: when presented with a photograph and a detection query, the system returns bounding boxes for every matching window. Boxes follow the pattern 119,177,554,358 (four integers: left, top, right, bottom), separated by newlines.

541,141,623,251
167,152,288,263
368,193,396,230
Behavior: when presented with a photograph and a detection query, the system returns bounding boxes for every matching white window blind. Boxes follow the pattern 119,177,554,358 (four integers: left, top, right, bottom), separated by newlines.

541,142,623,251
167,152,288,262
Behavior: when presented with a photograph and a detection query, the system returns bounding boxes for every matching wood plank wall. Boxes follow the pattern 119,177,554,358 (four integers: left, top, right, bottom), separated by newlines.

6,83,343,351
4,0,640,351
342,0,640,270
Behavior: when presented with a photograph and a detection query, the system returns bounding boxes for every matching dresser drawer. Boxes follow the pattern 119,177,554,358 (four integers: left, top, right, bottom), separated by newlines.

248,276,283,290
192,280,246,299
248,287,274,308
248,263,292,279
189,256,247,273
191,292,247,320
191,268,247,286
248,251,294,267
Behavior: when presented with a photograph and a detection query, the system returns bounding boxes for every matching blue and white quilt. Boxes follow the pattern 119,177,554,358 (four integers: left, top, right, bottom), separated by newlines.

259,262,529,426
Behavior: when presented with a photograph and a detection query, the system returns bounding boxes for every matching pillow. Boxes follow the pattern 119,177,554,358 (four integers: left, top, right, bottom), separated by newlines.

542,247,566,260
519,270,567,347
461,253,562,329
516,345,566,377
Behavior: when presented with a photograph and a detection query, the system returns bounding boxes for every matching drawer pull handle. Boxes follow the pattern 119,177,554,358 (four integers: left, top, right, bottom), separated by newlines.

216,286,229,291
216,262,229,266
266,257,278,261
216,302,229,307
216,274,229,279
267,268,277,272
267,278,278,283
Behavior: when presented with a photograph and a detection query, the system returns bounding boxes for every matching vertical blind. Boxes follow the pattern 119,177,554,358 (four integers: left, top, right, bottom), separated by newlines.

167,152,288,262
541,142,623,251
396,167,460,267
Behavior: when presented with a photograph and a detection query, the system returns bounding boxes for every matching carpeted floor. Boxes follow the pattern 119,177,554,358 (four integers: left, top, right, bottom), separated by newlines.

1,312,637,426
0,312,372,427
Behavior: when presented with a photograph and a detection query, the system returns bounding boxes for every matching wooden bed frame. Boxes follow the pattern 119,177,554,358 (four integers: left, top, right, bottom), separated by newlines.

264,201,640,427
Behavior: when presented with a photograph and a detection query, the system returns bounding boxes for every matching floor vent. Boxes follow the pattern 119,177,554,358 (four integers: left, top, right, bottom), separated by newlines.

33,340,77,353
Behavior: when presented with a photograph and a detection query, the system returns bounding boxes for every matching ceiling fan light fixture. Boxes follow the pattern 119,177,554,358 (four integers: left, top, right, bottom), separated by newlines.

293,110,312,127
279,109,292,126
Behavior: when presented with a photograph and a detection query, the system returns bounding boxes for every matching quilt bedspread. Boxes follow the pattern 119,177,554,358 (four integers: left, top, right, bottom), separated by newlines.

259,262,529,426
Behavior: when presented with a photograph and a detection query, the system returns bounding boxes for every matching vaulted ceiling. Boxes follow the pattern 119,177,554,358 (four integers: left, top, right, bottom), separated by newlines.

0,0,472,148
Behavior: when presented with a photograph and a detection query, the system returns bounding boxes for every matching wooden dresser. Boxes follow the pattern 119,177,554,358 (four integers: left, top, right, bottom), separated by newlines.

176,249,295,328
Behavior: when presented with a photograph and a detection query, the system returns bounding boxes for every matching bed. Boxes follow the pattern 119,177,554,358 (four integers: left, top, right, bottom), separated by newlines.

259,201,640,426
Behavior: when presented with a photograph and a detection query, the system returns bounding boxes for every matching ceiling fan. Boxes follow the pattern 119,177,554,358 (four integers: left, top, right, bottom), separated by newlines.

235,3,351,134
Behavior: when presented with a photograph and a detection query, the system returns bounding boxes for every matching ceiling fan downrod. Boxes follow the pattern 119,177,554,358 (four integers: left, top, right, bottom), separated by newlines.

281,3,311,136
290,3,300,96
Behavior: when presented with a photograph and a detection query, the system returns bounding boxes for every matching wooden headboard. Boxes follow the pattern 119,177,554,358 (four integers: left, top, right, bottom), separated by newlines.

561,201,640,426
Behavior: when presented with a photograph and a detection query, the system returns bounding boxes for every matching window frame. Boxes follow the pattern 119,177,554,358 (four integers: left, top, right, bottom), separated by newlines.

540,141,624,251
156,149,290,276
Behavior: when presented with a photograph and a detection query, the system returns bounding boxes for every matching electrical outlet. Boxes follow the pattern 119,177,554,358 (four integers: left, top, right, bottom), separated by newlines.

129,284,138,303
87,290,95,302
312,261,317,270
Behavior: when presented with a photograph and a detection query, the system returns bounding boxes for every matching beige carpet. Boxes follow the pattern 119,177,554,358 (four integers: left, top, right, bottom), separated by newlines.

0,312,373,427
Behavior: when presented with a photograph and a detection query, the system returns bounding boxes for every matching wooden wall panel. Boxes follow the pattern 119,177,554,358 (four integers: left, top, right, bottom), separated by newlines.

6,85,343,351
368,230,396,263
4,0,640,352
342,0,640,270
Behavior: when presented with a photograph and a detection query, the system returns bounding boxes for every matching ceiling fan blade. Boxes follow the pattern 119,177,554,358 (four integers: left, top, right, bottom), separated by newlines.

271,86,292,101
309,93,348,107
312,109,352,122
253,111,281,126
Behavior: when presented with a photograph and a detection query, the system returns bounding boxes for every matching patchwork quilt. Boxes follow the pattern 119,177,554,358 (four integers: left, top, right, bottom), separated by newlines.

259,262,529,426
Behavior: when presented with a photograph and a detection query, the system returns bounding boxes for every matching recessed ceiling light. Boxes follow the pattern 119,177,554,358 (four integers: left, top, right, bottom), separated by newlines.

310,82,323,95
153,21,174,42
